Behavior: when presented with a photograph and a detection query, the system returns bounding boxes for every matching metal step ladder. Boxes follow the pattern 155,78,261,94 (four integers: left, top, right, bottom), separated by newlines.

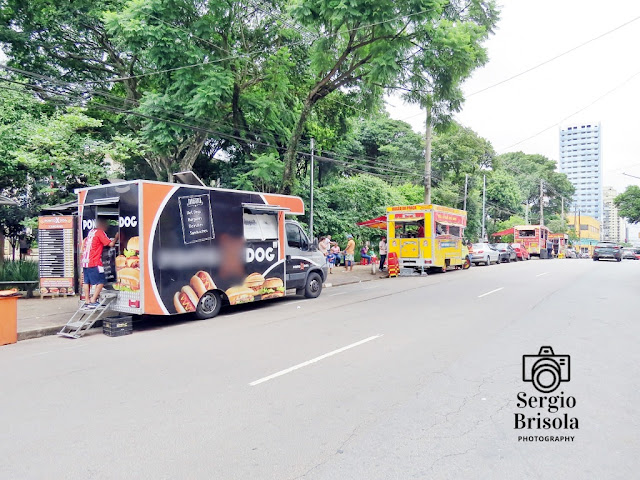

58,292,117,339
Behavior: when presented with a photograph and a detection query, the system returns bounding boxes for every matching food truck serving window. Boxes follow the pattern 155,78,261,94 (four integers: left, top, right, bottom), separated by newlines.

518,229,536,237
243,213,278,241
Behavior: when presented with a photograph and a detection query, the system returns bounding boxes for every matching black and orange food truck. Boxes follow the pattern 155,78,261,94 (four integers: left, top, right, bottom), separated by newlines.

76,178,327,319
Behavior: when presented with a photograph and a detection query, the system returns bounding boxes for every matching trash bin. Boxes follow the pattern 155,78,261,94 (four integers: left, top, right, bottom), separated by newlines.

0,295,19,345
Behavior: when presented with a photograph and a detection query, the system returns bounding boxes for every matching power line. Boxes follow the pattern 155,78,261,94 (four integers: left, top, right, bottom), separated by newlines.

1,67,573,213
1,65,434,178
497,68,640,152
0,74,424,180
397,13,640,121
467,14,640,97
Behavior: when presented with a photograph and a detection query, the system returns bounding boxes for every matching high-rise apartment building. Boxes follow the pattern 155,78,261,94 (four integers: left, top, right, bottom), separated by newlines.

602,186,627,243
558,123,602,221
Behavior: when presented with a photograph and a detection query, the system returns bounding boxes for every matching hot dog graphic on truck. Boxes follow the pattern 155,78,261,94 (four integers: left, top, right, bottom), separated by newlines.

76,179,327,319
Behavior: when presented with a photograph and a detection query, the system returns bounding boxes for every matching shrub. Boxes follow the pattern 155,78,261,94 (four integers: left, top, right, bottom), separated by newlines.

0,260,39,283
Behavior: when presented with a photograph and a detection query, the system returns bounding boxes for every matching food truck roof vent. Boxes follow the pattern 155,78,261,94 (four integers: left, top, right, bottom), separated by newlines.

173,171,206,186
99,178,127,185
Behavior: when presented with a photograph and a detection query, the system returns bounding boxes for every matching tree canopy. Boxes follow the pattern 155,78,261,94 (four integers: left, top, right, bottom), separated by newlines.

615,185,640,224
0,0,582,249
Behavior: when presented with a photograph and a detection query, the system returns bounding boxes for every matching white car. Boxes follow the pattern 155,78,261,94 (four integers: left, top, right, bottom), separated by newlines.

470,243,500,266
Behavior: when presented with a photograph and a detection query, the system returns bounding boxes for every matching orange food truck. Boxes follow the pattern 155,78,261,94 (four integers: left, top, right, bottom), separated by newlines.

513,224,550,257
386,204,470,273
74,179,327,320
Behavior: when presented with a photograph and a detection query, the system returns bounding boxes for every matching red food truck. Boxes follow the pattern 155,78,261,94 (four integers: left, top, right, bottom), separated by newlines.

513,225,550,257
75,179,327,320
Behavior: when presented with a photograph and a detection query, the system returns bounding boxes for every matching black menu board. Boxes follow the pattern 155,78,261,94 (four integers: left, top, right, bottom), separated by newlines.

178,193,214,244
38,216,76,295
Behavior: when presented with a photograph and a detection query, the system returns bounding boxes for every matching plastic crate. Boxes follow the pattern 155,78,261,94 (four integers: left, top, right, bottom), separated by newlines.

103,316,132,337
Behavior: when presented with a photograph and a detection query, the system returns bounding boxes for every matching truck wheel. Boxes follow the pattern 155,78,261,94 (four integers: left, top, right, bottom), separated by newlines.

304,272,323,298
196,291,222,319
462,257,471,269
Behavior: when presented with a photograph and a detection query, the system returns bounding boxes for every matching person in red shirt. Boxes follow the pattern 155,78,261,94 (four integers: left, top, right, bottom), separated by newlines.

81,218,118,308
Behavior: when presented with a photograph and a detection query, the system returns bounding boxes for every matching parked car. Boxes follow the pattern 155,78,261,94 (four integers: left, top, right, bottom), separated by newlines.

470,243,500,266
510,242,530,260
593,242,622,262
621,248,640,260
492,243,517,263
565,248,577,259
579,252,590,259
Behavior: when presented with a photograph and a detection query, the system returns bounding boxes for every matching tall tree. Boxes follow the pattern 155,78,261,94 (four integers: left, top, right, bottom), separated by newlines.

486,170,524,222
495,152,574,221
431,122,494,184
282,0,499,193
343,115,424,180
0,0,310,180
399,3,498,202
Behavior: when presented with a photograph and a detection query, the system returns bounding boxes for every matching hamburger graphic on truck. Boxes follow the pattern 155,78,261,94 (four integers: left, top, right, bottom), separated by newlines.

114,236,141,292
76,175,327,319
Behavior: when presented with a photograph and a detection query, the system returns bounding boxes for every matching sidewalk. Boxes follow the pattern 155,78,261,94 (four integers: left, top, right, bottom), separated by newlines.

17,296,79,340
324,263,387,287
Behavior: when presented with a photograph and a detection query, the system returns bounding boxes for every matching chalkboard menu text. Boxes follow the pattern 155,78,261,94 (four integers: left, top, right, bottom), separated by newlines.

178,194,214,244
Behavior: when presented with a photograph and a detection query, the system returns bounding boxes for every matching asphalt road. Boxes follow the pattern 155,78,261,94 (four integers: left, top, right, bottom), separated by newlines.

1,258,639,479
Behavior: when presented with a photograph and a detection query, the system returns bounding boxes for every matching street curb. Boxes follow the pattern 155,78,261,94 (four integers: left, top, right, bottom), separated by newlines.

323,274,382,289
17,321,103,341
18,325,65,341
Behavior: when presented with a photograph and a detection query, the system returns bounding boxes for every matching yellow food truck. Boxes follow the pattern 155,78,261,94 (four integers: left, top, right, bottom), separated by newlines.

386,204,470,273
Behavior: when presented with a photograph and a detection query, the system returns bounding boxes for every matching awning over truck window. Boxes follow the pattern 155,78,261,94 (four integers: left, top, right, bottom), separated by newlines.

81,197,120,207
357,215,387,229
492,227,515,237
242,203,290,214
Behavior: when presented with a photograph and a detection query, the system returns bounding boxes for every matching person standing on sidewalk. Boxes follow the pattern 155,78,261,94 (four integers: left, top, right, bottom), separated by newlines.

379,237,388,271
81,218,118,308
19,236,30,260
329,242,341,273
344,234,356,272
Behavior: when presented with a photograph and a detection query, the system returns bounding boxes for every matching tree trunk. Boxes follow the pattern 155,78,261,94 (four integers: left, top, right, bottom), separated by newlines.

179,132,208,172
281,97,314,195
424,103,433,204
0,232,4,264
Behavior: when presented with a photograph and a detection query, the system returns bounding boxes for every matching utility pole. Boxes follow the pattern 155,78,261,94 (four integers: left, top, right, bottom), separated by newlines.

309,137,314,240
463,174,469,211
424,104,432,204
482,174,486,241
539,180,544,227
578,208,581,253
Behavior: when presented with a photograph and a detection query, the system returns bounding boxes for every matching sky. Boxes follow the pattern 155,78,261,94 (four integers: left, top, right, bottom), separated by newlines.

385,0,640,193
